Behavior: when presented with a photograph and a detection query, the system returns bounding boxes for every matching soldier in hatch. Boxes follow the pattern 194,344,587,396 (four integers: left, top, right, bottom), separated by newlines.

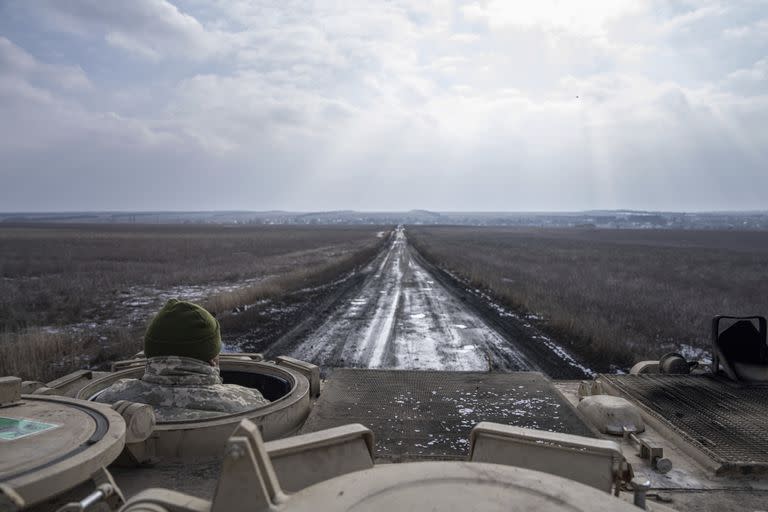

95,299,269,421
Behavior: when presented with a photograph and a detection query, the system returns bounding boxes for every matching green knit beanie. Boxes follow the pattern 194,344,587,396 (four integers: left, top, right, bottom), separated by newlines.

144,299,222,362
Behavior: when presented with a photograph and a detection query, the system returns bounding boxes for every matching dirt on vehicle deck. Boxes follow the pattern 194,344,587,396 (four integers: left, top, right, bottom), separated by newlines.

299,369,597,462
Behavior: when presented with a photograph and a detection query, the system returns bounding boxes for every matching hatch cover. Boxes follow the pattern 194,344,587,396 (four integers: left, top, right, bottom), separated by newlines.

300,369,595,461
0,395,126,506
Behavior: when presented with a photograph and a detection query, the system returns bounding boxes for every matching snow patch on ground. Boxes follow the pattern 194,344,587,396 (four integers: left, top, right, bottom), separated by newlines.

297,270,358,294
534,335,596,378
678,344,711,364
38,275,276,351
291,227,535,372
440,268,594,377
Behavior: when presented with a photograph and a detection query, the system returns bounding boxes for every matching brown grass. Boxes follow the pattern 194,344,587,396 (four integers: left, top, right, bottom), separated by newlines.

0,327,142,381
0,223,389,380
408,226,768,368
0,223,387,329
211,239,386,331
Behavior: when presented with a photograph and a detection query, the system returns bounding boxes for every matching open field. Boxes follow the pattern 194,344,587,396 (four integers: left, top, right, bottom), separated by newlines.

0,223,389,380
408,227,768,369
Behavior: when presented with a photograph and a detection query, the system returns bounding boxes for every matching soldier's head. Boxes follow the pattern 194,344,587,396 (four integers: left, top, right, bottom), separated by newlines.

144,299,222,366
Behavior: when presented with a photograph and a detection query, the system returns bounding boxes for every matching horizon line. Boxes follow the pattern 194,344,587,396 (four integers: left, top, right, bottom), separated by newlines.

2,209,768,215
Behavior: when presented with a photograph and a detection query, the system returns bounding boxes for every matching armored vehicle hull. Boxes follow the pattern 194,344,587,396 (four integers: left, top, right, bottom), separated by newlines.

3,337,768,512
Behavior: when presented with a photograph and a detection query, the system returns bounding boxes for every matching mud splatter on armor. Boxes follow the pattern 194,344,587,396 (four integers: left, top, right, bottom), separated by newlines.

94,356,270,421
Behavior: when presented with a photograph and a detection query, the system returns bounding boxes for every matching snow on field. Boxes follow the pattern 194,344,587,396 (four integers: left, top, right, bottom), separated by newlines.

290,228,537,371
116,278,266,323
441,267,595,377
38,277,270,342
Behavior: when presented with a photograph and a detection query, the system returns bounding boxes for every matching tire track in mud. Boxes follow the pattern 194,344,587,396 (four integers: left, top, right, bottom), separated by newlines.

278,234,399,365
286,227,579,374
409,247,594,379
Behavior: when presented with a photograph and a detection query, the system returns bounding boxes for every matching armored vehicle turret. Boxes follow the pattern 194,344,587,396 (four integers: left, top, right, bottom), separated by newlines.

3,315,768,512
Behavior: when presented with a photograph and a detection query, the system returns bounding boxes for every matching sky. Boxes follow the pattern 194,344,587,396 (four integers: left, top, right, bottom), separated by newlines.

0,1,766,212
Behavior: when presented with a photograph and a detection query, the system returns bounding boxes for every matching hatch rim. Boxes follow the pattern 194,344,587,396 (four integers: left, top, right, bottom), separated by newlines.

0,395,126,507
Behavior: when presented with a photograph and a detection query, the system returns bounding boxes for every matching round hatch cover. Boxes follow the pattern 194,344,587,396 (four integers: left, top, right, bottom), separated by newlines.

0,395,125,507
284,461,643,512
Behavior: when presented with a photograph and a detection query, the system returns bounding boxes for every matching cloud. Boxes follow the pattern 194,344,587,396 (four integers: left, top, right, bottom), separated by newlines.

0,37,186,153
31,0,228,60
660,3,728,33
461,0,644,36
0,1,767,211
723,18,768,41
724,58,768,95
166,71,361,153
0,37,91,90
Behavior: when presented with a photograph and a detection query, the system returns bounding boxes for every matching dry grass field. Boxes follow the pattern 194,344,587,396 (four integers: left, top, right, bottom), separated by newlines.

0,223,388,380
408,226,768,369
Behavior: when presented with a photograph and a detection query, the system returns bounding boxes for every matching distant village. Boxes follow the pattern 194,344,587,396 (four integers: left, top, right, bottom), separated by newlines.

2,210,768,230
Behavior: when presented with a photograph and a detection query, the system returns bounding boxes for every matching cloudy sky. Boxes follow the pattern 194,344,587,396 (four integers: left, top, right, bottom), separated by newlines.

0,1,766,212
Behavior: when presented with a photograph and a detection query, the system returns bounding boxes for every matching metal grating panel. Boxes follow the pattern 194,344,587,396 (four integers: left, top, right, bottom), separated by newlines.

301,369,595,461
601,374,768,475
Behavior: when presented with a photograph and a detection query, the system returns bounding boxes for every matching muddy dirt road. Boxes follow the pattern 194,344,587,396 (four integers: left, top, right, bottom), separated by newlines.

287,228,592,377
